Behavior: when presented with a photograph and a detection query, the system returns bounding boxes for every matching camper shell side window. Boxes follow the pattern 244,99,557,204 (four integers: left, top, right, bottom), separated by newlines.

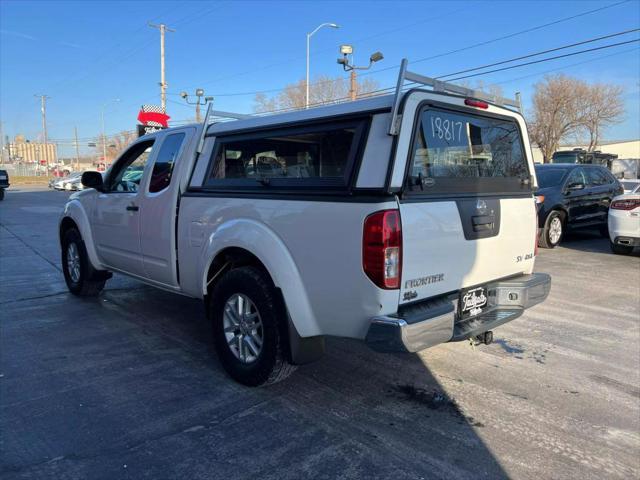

202,118,369,192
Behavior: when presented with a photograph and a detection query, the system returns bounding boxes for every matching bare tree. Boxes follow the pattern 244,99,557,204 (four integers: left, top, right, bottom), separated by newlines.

95,130,137,163
529,74,625,162
253,75,380,113
582,83,624,151
528,75,590,163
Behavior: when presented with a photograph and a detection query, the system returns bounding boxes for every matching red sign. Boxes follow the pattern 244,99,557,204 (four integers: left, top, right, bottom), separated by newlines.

137,110,170,128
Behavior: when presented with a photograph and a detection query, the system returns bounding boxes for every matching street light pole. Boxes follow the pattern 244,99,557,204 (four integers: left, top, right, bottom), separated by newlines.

180,89,213,123
305,22,339,109
337,46,384,101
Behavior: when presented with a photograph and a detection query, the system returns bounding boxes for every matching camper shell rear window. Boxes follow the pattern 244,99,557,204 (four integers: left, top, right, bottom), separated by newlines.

404,106,531,196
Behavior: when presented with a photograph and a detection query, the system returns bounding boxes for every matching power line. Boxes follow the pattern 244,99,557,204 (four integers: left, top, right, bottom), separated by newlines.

252,38,640,116
446,38,640,82
49,38,640,141
175,27,640,100
179,0,630,94
436,28,639,79
491,46,640,87
358,0,634,78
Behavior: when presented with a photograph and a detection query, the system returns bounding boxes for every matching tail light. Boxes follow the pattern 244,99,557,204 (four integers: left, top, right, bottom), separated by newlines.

363,209,402,289
611,198,640,210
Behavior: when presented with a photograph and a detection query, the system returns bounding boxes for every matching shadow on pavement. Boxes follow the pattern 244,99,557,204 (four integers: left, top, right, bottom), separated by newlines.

559,229,640,257
0,282,509,479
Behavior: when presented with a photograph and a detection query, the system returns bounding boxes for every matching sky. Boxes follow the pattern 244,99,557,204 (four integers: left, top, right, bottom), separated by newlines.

1,0,639,158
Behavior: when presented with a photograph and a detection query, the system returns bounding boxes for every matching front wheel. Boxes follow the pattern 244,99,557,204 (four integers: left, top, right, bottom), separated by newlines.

210,266,295,386
538,211,564,249
61,228,108,296
610,242,633,255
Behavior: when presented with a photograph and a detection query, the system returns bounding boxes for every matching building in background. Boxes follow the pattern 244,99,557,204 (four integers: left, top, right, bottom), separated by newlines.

532,139,640,178
5,134,57,164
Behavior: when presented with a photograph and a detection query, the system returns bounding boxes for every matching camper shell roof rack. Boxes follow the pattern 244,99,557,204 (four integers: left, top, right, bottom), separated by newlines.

388,58,523,135
197,57,523,138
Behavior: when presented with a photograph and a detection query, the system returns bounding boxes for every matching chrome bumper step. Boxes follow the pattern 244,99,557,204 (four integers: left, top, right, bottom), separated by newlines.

365,273,551,353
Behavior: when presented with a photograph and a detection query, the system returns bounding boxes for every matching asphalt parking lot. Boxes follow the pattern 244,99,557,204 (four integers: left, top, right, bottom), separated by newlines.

1,186,639,480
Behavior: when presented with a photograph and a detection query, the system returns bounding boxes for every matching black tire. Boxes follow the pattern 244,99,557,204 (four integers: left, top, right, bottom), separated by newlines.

538,210,564,249
610,241,633,255
0,188,4,201
61,228,107,296
210,266,296,386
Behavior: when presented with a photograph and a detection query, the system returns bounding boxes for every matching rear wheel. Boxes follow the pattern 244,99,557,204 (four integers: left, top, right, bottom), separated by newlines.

210,266,295,386
0,188,4,201
610,242,633,255
539,211,564,249
61,228,108,296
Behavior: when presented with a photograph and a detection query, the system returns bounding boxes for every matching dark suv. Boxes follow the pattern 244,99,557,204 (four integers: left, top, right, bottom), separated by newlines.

535,164,623,248
0,169,9,201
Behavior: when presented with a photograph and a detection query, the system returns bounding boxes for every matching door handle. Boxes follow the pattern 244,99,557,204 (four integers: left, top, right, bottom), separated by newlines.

472,215,495,232
126,205,139,212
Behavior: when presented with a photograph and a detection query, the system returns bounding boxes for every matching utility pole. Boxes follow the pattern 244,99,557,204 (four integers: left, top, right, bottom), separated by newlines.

148,22,175,112
34,94,51,176
74,126,80,171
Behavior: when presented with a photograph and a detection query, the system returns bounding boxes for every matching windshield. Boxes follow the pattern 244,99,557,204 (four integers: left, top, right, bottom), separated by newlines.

535,168,568,188
406,107,530,194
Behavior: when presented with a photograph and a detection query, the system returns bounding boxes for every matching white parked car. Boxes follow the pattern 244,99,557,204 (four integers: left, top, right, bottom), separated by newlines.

64,175,84,191
59,60,551,386
608,193,640,255
51,172,81,190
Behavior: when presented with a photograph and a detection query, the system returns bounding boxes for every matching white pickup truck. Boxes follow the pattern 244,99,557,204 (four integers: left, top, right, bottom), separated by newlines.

59,61,550,386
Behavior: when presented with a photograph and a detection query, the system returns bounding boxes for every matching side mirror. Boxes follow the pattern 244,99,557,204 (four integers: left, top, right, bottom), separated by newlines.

81,171,104,191
566,182,585,192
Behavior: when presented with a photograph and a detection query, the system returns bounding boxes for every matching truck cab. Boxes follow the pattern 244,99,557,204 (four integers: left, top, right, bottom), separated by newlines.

59,60,550,386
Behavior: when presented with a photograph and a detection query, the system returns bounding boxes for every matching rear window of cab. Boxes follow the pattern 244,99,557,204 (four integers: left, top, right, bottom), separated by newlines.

405,106,531,195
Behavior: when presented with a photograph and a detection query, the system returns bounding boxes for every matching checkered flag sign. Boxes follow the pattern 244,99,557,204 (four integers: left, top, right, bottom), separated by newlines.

141,104,166,127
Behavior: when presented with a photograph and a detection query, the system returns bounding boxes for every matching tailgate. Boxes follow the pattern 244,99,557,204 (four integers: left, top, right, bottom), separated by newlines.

399,197,536,304
395,97,537,305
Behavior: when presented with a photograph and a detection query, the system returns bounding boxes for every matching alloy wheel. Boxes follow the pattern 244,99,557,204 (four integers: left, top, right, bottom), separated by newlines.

66,242,81,283
223,293,264,364
549,217,562,244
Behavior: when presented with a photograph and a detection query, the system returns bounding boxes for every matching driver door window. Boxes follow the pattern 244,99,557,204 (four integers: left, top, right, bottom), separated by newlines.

107,140,155,192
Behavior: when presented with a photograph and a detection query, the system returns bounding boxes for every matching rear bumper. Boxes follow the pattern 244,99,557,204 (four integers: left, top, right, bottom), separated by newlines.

365,273,551,353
